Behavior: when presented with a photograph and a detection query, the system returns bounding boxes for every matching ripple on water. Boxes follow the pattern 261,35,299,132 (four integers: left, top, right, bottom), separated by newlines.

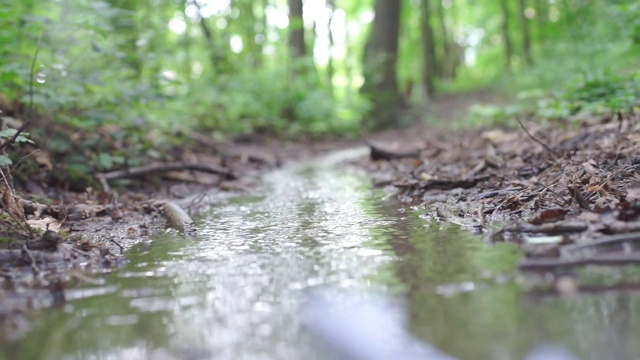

7,148,635,360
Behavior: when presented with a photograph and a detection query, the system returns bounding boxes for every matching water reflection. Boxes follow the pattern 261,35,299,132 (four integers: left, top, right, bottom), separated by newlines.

377,213,640,360
2,148,640,359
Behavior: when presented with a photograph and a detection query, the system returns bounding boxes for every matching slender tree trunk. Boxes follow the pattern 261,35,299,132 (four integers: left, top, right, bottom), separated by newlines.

421,0,437,99
436,1,448,79
192,1,229,73
535,0,546,42
499,0,513,71
327,0,335,95
288,0,306,58
518,0,533,65
361,0,403,129
105,0,142,78
345,14,354,105
236,0,260,67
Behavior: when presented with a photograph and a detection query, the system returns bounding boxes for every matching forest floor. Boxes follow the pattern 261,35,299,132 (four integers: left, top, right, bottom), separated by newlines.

1,88,640,317
362,90,640,291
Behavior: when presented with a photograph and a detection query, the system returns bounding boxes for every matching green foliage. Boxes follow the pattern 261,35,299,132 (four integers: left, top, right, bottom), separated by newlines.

159,59,366,138
562,71,640,113
0,129,33,144
0,128,33,167
461,69,640,128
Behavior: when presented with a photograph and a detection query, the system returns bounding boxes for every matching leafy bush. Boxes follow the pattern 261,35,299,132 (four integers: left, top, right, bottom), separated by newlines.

160,60,366,138
465,69,640,127
562,71,640,114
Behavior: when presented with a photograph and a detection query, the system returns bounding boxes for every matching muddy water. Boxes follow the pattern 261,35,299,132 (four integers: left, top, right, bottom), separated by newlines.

3,148,640,360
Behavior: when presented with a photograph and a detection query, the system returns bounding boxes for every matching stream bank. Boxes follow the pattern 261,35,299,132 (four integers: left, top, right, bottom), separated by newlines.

2,146,640,360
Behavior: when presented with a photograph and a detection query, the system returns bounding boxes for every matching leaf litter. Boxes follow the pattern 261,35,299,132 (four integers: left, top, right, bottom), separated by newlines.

363,116,640,290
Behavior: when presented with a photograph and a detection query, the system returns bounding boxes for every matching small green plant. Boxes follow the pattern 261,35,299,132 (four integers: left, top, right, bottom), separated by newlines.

562,71,640,114
0,126,33,166
462,70,640,127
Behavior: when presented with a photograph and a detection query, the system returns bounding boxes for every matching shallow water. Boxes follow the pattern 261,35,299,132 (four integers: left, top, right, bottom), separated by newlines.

3,148,640,360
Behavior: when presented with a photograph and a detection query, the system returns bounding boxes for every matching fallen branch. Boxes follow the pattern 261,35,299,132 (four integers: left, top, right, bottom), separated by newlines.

101,162,236,181
520,253,640,271
504,221,588,234
0,249,63,264
561,231,640,257
96,162,237,191
19,197,49,218
425,176,489,190
396,175,490,191
471,186,522,200
516,117,561,159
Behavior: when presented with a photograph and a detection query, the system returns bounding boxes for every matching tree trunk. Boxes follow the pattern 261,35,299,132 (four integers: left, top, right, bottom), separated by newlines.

436,1,448,79
288,0,306,58
535,0,546,42
499,0,513,71
518,0,533,65
105,0,142,78
236,0,261,67
192,0,229,73
327,0,335,95
421,0,437,98
361,0,403,129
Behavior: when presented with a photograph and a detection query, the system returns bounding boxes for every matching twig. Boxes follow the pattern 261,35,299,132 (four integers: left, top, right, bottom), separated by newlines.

561,231,640,257
589,165,633,193
69,270,105,285
109,238,124,254
13,149,40,170
22,244,41,274
570,185,592,211
516,117,561,159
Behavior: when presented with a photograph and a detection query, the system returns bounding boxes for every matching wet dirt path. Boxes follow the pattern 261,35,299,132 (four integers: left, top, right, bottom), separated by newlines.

2,148,640,360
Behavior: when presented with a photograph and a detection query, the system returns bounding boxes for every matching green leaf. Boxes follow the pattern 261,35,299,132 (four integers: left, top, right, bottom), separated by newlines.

0,156,12,166
0,129,33,144
0,129,17,138
97,153,113,170
15,135,34,144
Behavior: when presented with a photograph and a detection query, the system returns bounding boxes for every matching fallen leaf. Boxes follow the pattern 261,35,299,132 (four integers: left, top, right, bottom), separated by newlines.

528,208,569,225
27,216,62,232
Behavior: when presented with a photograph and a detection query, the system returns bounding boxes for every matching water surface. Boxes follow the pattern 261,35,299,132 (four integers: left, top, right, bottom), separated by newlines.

2,148,640,360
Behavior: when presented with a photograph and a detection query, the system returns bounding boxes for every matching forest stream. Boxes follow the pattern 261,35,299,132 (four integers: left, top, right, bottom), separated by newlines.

3,148,640,360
